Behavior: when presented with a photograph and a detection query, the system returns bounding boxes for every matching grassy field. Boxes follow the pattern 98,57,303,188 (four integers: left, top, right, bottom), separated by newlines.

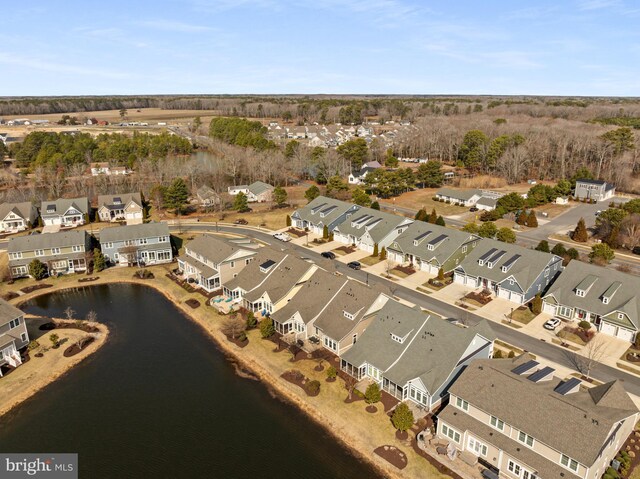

391,189,468,216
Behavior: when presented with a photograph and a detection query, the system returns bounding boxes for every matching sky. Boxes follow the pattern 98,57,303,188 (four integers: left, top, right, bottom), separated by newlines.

0,0,639,96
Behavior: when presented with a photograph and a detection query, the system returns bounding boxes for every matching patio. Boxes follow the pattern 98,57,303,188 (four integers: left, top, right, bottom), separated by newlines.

209,295,242,314
415,428,484,479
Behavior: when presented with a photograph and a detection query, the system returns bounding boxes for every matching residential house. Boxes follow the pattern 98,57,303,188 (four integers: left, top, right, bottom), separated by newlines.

575,179,615,202
453,240,563,305
0,202,37,234
437,355,639,479
227,185,249,196
40,197,89,228
387,222,481,275
227,181,274,202
556,196,569,205
435,188,482,207
476,196,498,212
222,250,317,316
8,230,91,278
90,163,131,176
178,235,257,292
341,302,495,410
312,280,391,355
196,185,221,208
332,206,413,254
291,196,361,236
0,299,29,377
348,161,382,185
100,222,172,267
543,261,640,342
97,193,144,225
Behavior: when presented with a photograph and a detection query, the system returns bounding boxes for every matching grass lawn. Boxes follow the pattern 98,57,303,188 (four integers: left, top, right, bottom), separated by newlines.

389,268,411,278
501,320,523,329
557,328,587,346
359,255,382,267
536,202,572,219
494,339,526,357
551,338,580,351
390,188,468,216
420,280,450,292
510,307,537,325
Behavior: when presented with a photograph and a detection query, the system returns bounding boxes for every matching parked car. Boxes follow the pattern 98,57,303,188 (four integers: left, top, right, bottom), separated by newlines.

543,318,562,330
347,261,361,270
234,218,248,225
469,207,479,212
321,251,336,260
273,232,291,242
595,210,602,216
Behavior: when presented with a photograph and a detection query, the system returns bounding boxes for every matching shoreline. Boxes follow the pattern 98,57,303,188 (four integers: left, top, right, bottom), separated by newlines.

6,275,406,479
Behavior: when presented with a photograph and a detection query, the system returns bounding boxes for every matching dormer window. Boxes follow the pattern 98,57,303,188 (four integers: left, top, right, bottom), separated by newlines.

618,312,625,320
391,333,404,344
487,262,494,269
576,289,586,298
478,260,484,266
427,244,434,251
603,297,610,305
501,266,508,273
320,212,325,218
413,240,419,246
343,311,354,320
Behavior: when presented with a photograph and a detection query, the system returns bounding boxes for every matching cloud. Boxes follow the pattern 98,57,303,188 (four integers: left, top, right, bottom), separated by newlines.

135,19,213,32
0,52,131,79
577,0,621,11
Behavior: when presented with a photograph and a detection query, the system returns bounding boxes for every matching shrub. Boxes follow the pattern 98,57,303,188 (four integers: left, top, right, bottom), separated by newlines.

28,259,47,280
28,340,40,351
579,320,592,331
391,402,414,432
237,331,247,342
508,351,515,358
286,215,292,227
493,350,504,359
531,294,543,315
364,383,382,405
246,311,257,329
259,317,275,338
49,333,59,348
573,218,588,242
306,380,321,395
326,365,337,380
437,268,445,281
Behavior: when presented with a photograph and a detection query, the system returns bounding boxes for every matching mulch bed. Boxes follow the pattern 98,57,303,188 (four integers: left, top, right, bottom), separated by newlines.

286,228,306,238
63,337,95,357
335,245,356,254
626,353,640,363
344,393,364,404
381,390,400,413
410,436,464,479
20,283,53,294
465,291,493,305
565,326,595,343
396,430,409,440
185,298,201,309
78,276,99,283
2,292,19,301
366,405,378,413
393,265,416,275
374,445,408,470
281,370,320,397
326,377,337,383
54,322,100,333
621,430,640,477
226,335,248,348
314,364,325,372
39,322,57,331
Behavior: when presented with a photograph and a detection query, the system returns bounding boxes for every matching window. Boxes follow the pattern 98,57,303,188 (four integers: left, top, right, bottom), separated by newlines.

558,306,573,318
51,247,61,255
9,252,22,260
455,397,469,411
490,416,504,431
366,364,382,382
576,289,586,297
35,250,44,257
508,460,522,477
391,333,404,344
105,242,113,249
509,278,514,285
441,424,461,443
619,312,625,320
343,311,354,320
114,253,119,260
523,471,537,479
230,261,235,268
138,238,147,245
517,431,534,448
427,244,434,251
323,336,338,352
478,260,484,266
462,245,467,253
9,318,21,329
21,333,28,342
158,236,168,242
467,437,488,457
72,245,82,252
352,334,357,345
560,455,579,472
245,259,251,265
544,268,549,277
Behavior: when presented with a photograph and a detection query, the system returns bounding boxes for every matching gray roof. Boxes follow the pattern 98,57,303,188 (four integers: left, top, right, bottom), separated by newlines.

0,202,36,222
182,255,217,278
0,298,23,324
291,196,361,229
544,261,640,330
436,187,481,201
97,192,142,209
456,239,561,291
271,269,348,325
313,280,388,341
334,206,411,244
248,181,273,196
342,301,495,393
184,234,252,264
388,221,479,268
99,222,169,243
224,248,287,292
40,197,89,217
476,196,497,208
196,185,219,200
8,230,88,253
447,355,638,467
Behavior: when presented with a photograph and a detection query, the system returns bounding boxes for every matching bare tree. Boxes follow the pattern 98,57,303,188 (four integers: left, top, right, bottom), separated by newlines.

344,374,358,400
576,336,607,380
86,310,98,323
221,317,246,339
64,306,75,321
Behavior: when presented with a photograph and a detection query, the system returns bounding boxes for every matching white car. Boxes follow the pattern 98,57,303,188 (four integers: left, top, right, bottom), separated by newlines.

273,232,291,242
543,318,562,330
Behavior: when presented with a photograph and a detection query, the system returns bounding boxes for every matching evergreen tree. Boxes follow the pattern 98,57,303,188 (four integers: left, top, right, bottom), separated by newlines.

532,294,543,315
527,210,538,227
370,201,380,210
233,192,250,212
435,215,446,226
164,178,189,213
391,402,414,432
589,243,615,263
535,240,550,253
415,208,428,222
606,225,620,249
551,243,567,256
437,268,445,281
273,186,288,207
286,215,292,227
462,222,480,234
566,248,579,261
415,160,444,187
325,175,349,198
379,247,387,260
323,225,329,239
305,185,320,203
428,208,438,224
496,227,516,243
93,248,106,272
259,317,275,338
478,221,497,238
351,187,371,206
573,218,588,242
516,210,528,226
372,243,379,257
28,259,47,280
364,383,382,405
246,312,257,330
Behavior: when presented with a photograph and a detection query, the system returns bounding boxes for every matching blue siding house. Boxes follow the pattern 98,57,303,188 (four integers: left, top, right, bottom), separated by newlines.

100,222,172,267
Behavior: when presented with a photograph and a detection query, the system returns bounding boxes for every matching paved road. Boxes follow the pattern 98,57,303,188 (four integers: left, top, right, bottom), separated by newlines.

177,223,640,396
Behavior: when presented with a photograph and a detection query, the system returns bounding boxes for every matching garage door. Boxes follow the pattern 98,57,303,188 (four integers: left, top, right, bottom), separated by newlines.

466,276,478,287
428,264,439,275
510,293,523,304
600,322,617,337
454,273,465,285
361,244,374,253
543,303,557,315
498,288,511,300
617,328,635,342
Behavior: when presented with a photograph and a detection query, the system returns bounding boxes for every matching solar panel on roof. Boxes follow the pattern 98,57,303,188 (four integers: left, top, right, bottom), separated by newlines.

479,248,498,262
528,366,555,382
489,250,506,263
260,260,276,271
554,377,581,395
46,205,56,213
414,231,432,242
502,254,521,269
428,234,448,246
113,197,122,204
511,360,539,375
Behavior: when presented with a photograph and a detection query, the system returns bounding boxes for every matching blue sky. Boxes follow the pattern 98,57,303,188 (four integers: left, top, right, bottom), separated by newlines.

0,0,639,96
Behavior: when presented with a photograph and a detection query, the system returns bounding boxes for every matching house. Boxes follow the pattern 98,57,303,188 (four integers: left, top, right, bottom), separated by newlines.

332,206,413,254
556,196,569,205
476,196,498,212
227,185,249,196
0,299,29,377
387,222,481,275
178,235,257,292
348,161,382,185
437,354,639,479
341,302,495,410
453,240,563,304
196,186,221,208
312,280,391,355
0,133,8,145
291,196,361,236
222,250,317,316
100,222,172,267
40,197,89,228
90,163,132,176
8,230,91,278
444,171,455,182
435,188,482,207
574,179,615,202
227,182,274,203
97,193,144,225
543,261,640,342
0,202,38,234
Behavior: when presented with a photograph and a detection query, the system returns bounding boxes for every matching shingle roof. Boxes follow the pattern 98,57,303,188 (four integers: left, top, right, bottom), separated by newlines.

40,197,89,217
456,239,561,291
291,196,360,228
248,181,274,196
271,269,348,325
0,298,23,324
8,230,87,252
97,192,142,209
388,222,478,267
342,302,495,393
185,234,250,264
224,248,288,292
436,187,481,201
476,196,497,208
447,355,638,466
0,202,35,222
99,222,169,243
196,185,218,200
544,261,640,330
334,206,411,244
